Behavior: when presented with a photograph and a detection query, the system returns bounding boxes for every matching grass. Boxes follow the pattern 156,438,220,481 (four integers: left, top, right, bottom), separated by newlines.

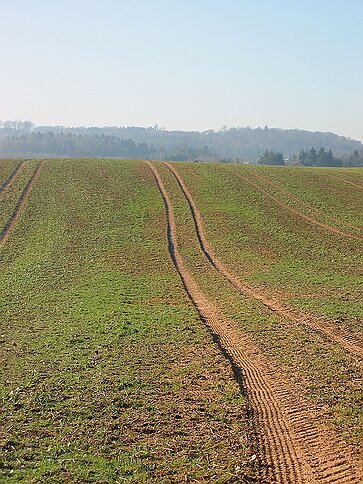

0,159,258,483
159,161,363,447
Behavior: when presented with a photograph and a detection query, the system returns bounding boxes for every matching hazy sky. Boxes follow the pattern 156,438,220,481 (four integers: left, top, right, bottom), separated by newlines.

1,0,362,140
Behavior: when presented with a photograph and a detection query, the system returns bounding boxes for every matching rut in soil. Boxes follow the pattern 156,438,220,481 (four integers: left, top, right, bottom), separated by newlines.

146,161,362,484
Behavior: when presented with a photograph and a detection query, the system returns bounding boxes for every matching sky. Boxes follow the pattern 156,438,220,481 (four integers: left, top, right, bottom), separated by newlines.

0,0,362,140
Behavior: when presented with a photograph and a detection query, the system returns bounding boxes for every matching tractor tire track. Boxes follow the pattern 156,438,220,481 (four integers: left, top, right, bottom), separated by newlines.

0,161,44,246
231,170,363,241
146,161,361,483
165,162,363,361
0,159,27,199
249,170,362,233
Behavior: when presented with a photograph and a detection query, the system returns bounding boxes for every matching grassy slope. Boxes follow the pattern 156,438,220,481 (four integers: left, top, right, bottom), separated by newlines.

174,163,363,337
163,162,362,446
0,159,258,483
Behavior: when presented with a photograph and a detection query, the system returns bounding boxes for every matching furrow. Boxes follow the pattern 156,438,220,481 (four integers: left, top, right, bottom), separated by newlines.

0,160,44,246
146,161,361,483
165,162,363,361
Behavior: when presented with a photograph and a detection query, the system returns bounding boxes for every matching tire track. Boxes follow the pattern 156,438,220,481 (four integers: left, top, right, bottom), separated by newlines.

231,170,363,241
146,161,361,483
0,161,44,246
249,170,362,233
165,162,363,361
0,159,27,199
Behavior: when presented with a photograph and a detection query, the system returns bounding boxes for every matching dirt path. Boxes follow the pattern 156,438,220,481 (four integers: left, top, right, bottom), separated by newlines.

0,161,44,246
0,159,27,199
250,170,362,232
165,162,363,361
146,161,362,483
232,170,363,241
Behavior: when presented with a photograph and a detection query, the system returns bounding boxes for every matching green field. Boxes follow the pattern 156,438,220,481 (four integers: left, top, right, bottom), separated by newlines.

0,161,16,184
1,159,362,483
173,163,363,335
0,160,258,483
157,162,362,441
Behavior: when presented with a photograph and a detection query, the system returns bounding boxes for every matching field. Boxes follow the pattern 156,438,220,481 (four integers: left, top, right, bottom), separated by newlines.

0,159,362,483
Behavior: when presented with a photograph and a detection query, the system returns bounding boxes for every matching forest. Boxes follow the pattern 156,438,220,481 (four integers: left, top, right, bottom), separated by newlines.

0,121,362,166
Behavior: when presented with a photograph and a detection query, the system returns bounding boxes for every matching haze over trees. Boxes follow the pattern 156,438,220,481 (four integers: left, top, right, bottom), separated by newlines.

0,121,362,165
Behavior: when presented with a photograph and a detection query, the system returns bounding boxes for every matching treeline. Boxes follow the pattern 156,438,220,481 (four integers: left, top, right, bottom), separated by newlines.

258,147,363,167
298,147,342,167
1,121,362,163
0,132,153,158
0,131,209,160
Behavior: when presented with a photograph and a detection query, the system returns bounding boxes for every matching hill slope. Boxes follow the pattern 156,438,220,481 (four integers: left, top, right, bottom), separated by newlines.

0,159,362,482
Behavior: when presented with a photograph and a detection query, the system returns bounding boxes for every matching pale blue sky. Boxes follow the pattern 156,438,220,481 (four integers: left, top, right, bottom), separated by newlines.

0,0,362,140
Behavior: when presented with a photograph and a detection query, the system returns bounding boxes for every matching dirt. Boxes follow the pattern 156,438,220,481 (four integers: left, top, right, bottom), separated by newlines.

146,161,362,483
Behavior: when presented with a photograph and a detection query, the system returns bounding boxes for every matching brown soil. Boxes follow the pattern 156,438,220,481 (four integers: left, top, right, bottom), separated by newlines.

165,162,363,362
0,159,27,199
0,161,44,246
146,161,362,483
